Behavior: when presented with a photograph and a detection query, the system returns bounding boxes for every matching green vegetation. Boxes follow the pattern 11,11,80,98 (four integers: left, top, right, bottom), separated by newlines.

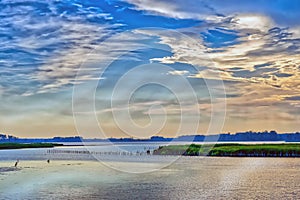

0,143,63,150
153,143,300,157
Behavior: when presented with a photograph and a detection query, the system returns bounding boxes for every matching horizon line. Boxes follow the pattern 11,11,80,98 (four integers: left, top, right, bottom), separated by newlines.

1,130,300,140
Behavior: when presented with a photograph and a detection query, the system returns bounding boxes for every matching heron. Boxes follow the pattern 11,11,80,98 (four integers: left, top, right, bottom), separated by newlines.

14,159,19,167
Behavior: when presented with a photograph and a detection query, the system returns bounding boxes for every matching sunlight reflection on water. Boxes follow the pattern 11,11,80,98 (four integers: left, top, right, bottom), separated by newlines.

0,157,299,199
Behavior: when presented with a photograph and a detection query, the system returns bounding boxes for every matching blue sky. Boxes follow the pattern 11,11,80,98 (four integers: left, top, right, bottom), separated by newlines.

0,0,299,138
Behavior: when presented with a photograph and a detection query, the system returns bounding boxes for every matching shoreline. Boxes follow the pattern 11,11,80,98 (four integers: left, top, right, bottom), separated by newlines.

0,143,63,150
2,142,300,158
153,143,300,157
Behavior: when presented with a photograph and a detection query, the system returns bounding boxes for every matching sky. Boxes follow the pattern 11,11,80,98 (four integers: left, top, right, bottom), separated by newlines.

0,0,299,138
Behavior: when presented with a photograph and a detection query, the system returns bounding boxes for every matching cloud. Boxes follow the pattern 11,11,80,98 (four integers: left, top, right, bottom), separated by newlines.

131,6,300,129
0,0,157,95
0,1,116,95
1,0,299,136
139,15,300,85
124,0,300,26
167,70,190,76
124,0,224,21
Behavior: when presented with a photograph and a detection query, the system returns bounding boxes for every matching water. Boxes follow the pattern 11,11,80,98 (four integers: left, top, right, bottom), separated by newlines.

0,141,293,161
0,158,299,199
0,142,165,161
0,143,299,199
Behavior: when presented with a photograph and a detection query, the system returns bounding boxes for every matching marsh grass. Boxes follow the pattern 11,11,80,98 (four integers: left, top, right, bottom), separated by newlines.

0,143,63,150
153,143,300,157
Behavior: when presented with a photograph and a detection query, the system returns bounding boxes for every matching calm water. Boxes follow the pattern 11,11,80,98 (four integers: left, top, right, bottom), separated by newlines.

0,143,299,199
0,141,291,161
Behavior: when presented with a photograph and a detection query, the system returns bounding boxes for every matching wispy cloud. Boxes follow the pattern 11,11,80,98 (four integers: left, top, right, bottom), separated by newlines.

167,70,190,76
128,3,300,132
1,0,299,136
124,0,224,22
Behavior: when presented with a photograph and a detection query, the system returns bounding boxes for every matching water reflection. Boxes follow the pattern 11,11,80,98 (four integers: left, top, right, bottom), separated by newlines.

0,157,299,199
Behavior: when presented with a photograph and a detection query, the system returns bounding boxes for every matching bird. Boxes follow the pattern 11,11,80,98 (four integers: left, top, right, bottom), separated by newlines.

14,159,19,167
47,159,50,164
